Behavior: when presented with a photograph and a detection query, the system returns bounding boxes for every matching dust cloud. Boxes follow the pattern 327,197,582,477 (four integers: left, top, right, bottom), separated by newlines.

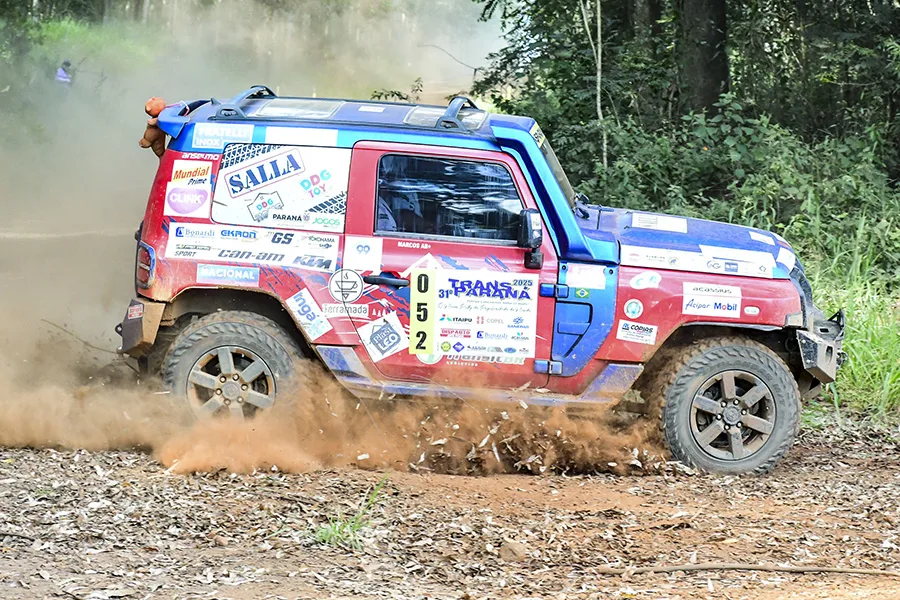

0,2,664,476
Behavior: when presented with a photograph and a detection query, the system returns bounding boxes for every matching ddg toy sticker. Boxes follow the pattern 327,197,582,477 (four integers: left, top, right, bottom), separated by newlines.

212,143,350,233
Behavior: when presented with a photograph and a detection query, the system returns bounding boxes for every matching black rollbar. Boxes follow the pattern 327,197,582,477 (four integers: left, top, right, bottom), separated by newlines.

212,85,277,119
438,96,479,131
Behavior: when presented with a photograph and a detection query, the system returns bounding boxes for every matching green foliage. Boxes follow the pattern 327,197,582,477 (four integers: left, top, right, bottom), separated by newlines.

314,474,388,550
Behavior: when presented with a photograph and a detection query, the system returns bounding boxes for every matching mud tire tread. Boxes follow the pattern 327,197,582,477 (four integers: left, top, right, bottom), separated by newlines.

655,336,800,475
161,311,303,399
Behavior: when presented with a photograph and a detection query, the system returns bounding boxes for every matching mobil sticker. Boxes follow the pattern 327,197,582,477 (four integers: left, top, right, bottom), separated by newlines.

682,282,742,319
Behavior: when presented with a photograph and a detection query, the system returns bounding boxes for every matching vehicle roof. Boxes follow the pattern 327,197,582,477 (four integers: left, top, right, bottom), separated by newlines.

157,86,536,146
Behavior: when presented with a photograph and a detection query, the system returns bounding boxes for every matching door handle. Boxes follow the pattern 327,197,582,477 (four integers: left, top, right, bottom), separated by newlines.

363,275,410,287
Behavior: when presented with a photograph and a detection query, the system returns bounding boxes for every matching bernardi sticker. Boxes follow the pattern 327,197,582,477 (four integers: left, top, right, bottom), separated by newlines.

682,282,742,319
616,320,658,345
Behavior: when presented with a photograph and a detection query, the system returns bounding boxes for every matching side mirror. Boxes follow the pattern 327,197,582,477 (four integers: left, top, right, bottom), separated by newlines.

518,208,543,249
518,208,544,269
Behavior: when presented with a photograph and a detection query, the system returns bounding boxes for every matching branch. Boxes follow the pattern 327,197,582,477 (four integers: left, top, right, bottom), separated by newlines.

578,0,597,65
585,562,900,577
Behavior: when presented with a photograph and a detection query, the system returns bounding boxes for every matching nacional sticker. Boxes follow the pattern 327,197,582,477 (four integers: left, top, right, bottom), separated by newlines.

192,123,253,150
682,282,741,319
749,231,776,246
358,312,408,362
328,269,364,303
164,182,210,218
629,271,662,290
616,320,658,345
631,213,688,234
343,236,383,273
286,288,332,340
623,299,644,319
196,264,259,286
566,263,607,289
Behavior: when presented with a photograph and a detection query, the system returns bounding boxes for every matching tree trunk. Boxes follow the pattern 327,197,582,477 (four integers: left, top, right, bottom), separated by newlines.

677,0,728,112
633,0,661,38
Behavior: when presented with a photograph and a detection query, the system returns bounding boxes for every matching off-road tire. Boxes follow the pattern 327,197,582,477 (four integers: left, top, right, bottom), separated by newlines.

656,336,800,475
161,311,303,419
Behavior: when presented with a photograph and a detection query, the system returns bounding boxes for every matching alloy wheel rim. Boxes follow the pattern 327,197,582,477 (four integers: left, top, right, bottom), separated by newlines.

185,346,275,420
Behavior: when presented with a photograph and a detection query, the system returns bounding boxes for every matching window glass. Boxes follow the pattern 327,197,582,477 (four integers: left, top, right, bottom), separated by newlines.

376,155,523,241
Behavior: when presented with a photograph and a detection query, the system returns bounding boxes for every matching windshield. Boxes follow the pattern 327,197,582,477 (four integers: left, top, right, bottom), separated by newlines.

531,124,577,210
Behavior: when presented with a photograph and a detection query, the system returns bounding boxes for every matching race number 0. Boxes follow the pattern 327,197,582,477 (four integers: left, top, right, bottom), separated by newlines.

408,269,437,354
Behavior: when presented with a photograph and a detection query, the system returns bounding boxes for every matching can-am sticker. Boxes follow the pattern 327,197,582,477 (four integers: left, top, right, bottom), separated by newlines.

616,320,658,345
682,282,742,319
212,144,350,233
286,288,332,341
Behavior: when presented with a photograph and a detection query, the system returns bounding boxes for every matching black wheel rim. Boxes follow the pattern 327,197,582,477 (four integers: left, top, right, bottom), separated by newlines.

185,346,276,420
689,370,776,461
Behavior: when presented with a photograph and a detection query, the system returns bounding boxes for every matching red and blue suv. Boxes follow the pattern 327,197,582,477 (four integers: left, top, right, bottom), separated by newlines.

117,86,844,474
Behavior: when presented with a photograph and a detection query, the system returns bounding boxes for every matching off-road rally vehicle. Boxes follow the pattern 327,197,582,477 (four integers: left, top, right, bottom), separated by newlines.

117,86,845,474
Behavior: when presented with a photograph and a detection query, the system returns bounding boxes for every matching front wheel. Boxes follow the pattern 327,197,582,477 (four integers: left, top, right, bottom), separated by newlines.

659,336,800,474
161,311,303,421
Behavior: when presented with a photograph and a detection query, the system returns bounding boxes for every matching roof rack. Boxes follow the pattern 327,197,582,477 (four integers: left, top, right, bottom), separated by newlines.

210,85,276,119
439,96,479,131
205,87,485,135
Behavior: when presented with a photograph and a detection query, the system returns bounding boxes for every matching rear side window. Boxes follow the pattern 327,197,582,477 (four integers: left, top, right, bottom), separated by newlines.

375,155,523,241
212,143,350,233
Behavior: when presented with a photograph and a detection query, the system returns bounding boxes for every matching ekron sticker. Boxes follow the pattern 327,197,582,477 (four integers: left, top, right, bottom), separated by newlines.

212,143,350,234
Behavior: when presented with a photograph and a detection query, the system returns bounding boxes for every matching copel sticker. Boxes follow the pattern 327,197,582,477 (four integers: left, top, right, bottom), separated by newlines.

164,182,211,218
682,282,742,319
286,288,332,341
616,320,658,345
631,213,688,234
629,271,662,290
343,236,383,273
196,264,259,286
566,263,607,289
358,312,408,362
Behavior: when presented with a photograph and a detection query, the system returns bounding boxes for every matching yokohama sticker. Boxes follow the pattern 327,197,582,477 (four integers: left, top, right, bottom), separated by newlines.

682,282,742,318
286,288,332,340
616,320,658,345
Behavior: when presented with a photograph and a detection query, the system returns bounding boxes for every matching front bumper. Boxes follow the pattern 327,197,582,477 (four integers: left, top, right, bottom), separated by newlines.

796,309,846,384
114,297,165,357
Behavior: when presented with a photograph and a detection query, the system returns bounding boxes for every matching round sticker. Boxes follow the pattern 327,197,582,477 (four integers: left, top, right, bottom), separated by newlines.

328,269,364,303
624,299,644,319
416,353,443,365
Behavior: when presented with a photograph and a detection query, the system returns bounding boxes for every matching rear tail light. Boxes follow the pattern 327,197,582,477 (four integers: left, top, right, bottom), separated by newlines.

136,241,157,289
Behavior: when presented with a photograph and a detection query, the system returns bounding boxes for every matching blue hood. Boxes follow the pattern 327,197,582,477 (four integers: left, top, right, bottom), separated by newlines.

575,204,796,280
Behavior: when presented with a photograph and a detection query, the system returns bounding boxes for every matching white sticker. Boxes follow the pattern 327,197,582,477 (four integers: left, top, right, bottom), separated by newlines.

616,320,658,345
163,182,211,219
566,263,607,289
682,282,742,319
623,299,644,319
358,105,386,113
212,144,350,233
323,303,370,318
745,306,760,316
344,236,383,273
632,213,688,234
629,271,662,290
358,312,408,362
400,253,442,278
166,224,338,271
416,353,443,365
192,123,253,150
171,160,212,186
263,127,339,146
286,288,332,340
776,247,796,271
749,231,776,246
621,245,774,279
328,269,364,303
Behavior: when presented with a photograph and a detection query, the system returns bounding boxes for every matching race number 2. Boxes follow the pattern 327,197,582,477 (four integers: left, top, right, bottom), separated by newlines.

408,269,437,354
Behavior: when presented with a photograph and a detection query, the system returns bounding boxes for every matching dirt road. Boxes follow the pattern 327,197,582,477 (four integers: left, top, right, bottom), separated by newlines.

1,424,898,600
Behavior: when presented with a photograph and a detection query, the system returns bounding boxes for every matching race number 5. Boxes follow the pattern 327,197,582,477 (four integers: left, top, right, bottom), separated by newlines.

408,269,437,354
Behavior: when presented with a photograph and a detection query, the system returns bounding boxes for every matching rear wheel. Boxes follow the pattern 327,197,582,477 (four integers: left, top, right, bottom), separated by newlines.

657,336,800,474
161,311,302,420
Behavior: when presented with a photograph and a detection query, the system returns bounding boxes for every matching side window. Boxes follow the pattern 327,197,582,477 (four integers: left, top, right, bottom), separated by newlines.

375,154,523,241
212,143,350,233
